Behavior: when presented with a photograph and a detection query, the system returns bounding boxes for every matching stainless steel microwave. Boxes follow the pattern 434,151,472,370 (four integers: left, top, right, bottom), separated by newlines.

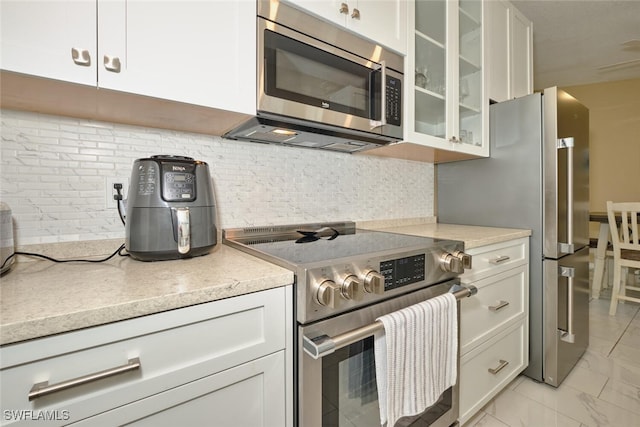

225,0,404,153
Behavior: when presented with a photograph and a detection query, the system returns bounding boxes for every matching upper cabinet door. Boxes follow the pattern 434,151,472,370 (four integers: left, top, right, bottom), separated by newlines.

402,0,488,159
97,1,255,113
348,0,407,54
457,0,484,151
0,0,97,86
510,6,533,98
284,0,407,54
486,0,532,102
486,0,510,103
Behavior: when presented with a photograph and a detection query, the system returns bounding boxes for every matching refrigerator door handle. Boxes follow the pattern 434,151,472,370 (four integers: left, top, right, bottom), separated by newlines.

559,265,576,343
557,137,575,254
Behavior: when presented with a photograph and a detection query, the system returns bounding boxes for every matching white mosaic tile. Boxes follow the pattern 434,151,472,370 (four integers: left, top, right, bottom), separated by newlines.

1,110,435,245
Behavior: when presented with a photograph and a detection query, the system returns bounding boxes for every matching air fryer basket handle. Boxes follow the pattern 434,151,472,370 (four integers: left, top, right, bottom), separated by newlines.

174,207,191,254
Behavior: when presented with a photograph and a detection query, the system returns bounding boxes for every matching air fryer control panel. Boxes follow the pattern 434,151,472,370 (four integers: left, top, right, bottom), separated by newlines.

161,162,196,202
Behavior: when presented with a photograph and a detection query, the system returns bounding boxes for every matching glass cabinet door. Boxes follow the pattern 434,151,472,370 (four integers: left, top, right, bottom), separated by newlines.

405,0,488,159
458,0,483,148
413,0,447,139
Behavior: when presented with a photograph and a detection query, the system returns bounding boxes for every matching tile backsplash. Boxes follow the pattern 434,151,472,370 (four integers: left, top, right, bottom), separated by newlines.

1,109,434,245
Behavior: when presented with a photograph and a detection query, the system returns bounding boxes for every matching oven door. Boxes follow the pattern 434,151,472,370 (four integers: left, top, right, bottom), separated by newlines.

298,280,462,427
258,18,402,137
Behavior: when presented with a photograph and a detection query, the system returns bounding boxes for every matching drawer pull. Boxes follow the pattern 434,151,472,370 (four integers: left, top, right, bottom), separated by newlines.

28,357,141,401
489,300,510,311
488,359,509,375
489,255,510,264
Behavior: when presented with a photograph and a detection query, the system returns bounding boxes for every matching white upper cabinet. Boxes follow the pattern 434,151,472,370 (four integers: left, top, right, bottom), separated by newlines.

510,6,533,98
0,1,255,114
284,0,407,54
0,0,97,86
404,0,489,159
486,0,533,102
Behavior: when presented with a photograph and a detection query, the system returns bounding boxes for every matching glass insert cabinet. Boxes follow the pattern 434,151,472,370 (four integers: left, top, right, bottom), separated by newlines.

405,0,488,158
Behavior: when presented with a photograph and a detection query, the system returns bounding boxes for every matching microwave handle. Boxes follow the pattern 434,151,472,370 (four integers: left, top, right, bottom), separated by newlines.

370,61,386,129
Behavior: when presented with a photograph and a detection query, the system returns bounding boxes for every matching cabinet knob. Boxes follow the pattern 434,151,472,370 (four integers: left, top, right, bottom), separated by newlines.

339,3,349,14
71,48,91,66
104,55,121,73
351,8,360,19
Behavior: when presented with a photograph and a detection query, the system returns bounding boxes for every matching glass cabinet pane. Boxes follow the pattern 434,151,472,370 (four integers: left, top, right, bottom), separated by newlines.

458,0,482,147
414,0,447,139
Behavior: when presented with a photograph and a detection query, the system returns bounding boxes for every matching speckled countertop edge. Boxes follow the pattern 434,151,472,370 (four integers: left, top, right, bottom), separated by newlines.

0,244,293,346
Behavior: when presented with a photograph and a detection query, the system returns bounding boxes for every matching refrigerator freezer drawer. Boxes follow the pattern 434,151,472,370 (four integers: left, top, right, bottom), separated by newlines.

543,246,590,387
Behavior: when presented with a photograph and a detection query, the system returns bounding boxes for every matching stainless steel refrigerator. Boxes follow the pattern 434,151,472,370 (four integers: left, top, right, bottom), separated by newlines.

437,87,589,387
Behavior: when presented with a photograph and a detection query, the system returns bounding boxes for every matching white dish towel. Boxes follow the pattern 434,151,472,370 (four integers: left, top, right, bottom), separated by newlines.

374,292,458,427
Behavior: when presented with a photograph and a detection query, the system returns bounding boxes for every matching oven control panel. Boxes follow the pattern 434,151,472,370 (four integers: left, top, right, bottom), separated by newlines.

303,242,468,324
380,254,426,291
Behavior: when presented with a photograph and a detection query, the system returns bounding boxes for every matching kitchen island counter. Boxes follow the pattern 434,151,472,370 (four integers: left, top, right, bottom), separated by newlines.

0,243,293,346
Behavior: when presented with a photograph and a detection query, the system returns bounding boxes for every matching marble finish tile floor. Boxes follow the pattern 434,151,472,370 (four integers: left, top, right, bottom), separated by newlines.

464,292,640,427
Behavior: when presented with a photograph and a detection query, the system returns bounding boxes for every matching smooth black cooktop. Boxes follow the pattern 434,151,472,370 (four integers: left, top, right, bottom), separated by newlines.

237,228,442,266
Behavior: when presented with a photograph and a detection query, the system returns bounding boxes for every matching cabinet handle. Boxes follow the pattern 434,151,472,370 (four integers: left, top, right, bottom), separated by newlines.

488,359,509,375
104,55,121,73
351,8,360,19
449,136,460,143
489,300,510,311
489,255,510,264
339,3,349,14
71,48,91,66
28,357,141,401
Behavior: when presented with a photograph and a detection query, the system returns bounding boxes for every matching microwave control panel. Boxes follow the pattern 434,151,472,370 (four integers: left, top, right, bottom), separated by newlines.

385,76,402,126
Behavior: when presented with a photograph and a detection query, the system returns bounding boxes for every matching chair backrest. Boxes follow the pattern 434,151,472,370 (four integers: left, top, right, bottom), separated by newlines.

606,201,640,262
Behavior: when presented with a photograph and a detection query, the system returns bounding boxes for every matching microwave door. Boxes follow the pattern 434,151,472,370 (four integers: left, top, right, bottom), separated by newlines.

263,29,372,117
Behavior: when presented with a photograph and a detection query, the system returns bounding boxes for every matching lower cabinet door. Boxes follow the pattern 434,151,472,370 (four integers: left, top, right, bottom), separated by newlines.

459,320,528,424
71,351,286,427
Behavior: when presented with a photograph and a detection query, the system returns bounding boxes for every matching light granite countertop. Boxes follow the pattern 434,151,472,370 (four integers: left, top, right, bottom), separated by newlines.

0,219,530,346
0,244,293,346
359,220,531,249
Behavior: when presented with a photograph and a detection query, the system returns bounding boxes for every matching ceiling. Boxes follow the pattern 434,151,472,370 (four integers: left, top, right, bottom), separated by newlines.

510,0,640,89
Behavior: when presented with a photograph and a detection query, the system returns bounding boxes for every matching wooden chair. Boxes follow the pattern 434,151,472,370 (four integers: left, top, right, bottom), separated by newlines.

607,201,640,315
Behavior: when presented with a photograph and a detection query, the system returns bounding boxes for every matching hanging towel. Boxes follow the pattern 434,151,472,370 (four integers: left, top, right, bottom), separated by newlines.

374,292,458,427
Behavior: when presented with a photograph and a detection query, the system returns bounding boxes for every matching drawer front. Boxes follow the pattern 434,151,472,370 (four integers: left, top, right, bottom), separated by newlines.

459,321,528,424
70,351,286,427
0,287,287,426
461,266,528,354
462,238,528,281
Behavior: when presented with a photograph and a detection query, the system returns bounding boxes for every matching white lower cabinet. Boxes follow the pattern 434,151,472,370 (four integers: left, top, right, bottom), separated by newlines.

72,351,285,426
459,238,529,424
0,286,292,427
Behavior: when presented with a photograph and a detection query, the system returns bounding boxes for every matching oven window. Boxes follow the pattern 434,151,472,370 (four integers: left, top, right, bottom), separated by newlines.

264,29,380,120
322,336,452,427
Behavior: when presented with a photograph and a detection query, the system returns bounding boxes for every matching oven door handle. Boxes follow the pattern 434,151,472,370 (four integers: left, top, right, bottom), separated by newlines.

302,285,478,360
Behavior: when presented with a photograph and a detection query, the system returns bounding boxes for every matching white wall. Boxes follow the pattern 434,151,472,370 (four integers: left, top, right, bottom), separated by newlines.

0,109,435,245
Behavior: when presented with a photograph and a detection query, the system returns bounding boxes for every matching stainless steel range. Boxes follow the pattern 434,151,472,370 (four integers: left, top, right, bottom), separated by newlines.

223,221,475,427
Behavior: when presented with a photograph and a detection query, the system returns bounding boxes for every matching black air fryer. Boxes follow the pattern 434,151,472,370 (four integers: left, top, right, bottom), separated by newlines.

125,155,217,261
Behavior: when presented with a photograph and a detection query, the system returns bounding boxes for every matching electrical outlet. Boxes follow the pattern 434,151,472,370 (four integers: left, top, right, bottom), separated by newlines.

105,177,129,210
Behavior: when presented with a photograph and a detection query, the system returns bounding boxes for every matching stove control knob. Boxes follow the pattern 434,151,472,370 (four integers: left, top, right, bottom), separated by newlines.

341,274,364,301
453,250,472,270
363,270,385,294
314,279,341,308
440,252,463,273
